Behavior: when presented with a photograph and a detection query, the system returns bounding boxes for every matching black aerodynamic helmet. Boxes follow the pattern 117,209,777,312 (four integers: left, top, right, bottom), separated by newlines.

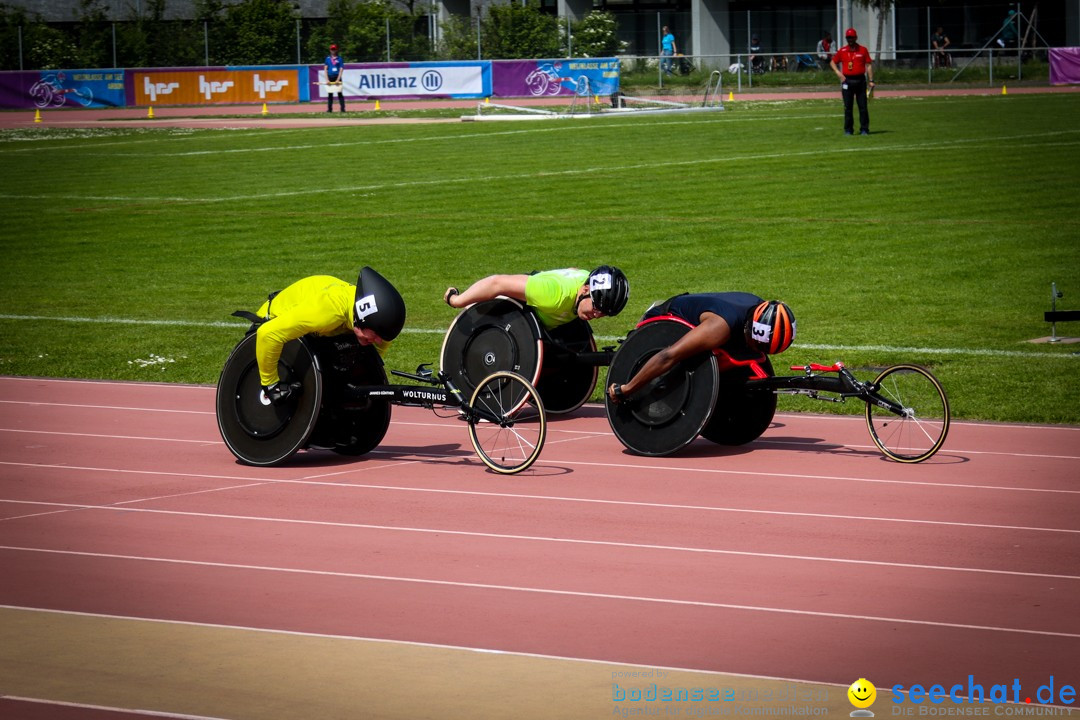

353,266,406,341
744,300,796,354
588,265,630,316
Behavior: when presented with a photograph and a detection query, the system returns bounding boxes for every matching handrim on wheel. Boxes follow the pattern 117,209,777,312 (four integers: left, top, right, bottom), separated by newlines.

467,370,546,474
864,364,950,463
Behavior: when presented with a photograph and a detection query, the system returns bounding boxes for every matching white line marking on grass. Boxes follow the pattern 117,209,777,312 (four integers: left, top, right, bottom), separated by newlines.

1,546,1077,638
0,312,1073,358
1,129,1076,204
0,313,445,334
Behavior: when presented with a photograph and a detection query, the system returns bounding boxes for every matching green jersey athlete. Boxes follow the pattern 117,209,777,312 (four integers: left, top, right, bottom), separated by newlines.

444,266,630,329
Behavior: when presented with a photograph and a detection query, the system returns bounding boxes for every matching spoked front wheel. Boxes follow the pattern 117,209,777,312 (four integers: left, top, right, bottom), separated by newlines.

467,371,547,474
865,364,950,463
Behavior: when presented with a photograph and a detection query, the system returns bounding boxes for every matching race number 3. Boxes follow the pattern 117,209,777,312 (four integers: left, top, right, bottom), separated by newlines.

751,320,773,344
355,294,379,322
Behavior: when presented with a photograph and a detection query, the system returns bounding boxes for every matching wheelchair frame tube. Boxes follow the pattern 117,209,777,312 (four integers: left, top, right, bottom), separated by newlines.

746,375,851,394
561,349,616,367
345,384,458,408
746,374,908,417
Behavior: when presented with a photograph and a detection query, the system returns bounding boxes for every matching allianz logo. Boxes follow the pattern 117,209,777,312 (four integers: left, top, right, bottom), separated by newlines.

143,76,179,102
254,74,289,98
199,75,235,99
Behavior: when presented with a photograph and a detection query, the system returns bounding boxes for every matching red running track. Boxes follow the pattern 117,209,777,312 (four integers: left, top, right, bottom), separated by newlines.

1,376,1078,712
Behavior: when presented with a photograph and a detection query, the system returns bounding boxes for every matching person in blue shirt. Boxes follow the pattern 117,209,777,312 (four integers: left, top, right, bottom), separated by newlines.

661,27,677,74
325,44,346,112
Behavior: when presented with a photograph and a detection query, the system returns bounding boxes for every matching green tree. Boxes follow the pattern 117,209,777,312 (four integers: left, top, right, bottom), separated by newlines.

307,0,431,64
116,0,207,68
27,23,78,70
850,0,895,63
570,10,625,58
0,4,31,70
218,0,296,65
194,0,229,66
73,0,110,68
480,1,560,60
436,14,478,61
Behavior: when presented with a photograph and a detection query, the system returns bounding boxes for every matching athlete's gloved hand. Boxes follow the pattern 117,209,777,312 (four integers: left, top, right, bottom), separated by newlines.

263,382,301,405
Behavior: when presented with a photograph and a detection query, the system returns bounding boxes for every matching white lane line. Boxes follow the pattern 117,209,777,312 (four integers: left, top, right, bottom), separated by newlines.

0,400,214,415
2,546,1077,639
0,482,270,523
0,696,230,720
0,428,217,444
0,502,1076,581
3,451,1078,497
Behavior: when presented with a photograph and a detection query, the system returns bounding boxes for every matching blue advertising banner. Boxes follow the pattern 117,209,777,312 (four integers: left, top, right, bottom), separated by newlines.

492,58,620,98
0,69,126,110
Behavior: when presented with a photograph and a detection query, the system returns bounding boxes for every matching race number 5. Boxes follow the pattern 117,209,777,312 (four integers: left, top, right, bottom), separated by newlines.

355,294,379,322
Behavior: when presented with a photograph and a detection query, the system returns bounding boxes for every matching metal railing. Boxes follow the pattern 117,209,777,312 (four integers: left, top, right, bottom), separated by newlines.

618,46,1052,92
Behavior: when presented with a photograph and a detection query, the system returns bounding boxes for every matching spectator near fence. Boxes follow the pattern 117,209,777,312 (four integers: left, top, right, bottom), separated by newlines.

997,9,1019,48
661,26,677,75
932,27,952,68
817,32,833,69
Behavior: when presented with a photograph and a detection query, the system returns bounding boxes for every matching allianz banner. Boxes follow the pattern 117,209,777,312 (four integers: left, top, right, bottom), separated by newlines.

129,68,299,106
308,61,490,99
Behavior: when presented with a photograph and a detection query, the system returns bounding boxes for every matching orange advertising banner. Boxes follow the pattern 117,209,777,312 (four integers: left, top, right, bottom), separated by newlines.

133,70,299,105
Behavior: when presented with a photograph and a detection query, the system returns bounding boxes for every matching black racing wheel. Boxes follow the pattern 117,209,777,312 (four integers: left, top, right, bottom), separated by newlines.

700,355,777,446
537,318,599,415
305,335,392,456
216,333,322,466
604,319,719,456
440,299,543,400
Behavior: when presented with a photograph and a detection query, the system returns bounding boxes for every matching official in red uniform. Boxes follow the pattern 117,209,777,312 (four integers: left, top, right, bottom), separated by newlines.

830,27,875,135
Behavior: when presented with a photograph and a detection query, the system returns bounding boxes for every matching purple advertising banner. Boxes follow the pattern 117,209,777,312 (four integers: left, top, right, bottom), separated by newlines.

492,58,620,98
1048,47,1080,85
0,69,126,110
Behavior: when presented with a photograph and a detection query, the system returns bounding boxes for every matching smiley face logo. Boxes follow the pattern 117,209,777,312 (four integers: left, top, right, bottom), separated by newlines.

848,678,877,709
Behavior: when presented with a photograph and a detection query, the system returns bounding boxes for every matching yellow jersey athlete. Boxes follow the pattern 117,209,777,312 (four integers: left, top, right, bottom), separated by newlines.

443,266,630,329
253,267,406,404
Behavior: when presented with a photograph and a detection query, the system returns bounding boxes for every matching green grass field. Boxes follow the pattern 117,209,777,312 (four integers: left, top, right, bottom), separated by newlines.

1,92,1078,424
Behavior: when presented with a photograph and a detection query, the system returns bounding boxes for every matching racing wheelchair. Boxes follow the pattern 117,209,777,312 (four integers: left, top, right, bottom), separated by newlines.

440,298,616,416
604,316,950,463
215,328,546,474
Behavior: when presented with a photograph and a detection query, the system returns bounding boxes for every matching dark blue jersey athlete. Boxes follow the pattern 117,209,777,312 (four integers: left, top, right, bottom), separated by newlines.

610,292,795,404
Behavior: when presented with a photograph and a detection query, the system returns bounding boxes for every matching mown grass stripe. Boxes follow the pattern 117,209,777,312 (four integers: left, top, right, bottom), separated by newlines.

1,314,1072,360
